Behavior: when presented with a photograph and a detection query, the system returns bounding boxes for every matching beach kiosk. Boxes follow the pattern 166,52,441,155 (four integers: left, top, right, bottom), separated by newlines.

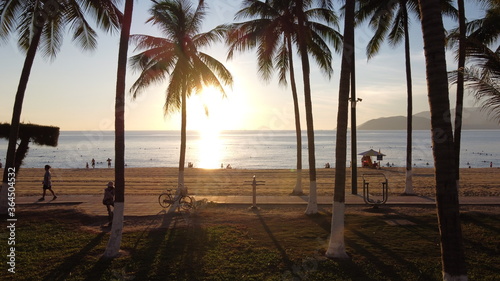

359,149,386,169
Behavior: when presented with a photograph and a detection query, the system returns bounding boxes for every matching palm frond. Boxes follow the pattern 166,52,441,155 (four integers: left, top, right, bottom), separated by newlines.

40,14,65,60
192,25,226,49
308,21,342,53
275,37,290,86
234,0,278,21
164,63,184,115
0,0,26,42
66,2,98,54
78,0,123,34
450,66,500,123
307,29,333,79
129,46,176,98
387,9,405,47
198,52,234,88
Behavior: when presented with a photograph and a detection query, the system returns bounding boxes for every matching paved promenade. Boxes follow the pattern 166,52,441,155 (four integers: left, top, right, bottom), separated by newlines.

16,194,500,216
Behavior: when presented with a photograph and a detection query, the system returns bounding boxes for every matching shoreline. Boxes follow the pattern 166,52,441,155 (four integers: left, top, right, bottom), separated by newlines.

9,167,500,197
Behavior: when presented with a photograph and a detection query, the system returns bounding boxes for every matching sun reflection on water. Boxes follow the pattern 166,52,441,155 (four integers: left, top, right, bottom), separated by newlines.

197,123,224,169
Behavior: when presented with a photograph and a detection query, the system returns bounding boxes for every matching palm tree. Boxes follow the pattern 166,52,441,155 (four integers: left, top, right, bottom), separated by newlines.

104,0,133,258
325,0,353,259
129,0,233,192
447,1,499,187
453,0,466,188
357,0,456,195
418,0,467,279
358,0,418,195
226,0,341,197
0,0,122,214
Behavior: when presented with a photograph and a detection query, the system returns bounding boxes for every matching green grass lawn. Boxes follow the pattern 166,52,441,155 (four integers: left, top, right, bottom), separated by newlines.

1,205,499,280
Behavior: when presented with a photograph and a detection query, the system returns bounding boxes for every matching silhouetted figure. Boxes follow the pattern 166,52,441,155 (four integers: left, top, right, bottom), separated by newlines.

39,165,57,201
102,181,115,226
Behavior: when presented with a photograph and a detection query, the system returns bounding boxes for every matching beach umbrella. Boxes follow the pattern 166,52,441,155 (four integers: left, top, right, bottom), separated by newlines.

358,149,386,157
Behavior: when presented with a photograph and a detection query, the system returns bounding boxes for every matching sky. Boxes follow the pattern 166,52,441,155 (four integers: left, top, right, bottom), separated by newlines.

0,1,487,132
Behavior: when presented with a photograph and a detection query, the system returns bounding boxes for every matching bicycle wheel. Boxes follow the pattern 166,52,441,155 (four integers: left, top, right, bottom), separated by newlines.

158,193,173,208
180,196,194,211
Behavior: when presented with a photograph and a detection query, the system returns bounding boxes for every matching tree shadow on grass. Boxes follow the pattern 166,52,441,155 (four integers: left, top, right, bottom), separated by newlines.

348,228,436,281
252,209,294,268
305,208,439,280
42,232,106,281
128,211,207,280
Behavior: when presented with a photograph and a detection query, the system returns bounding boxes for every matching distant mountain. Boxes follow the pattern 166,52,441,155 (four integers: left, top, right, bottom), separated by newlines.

358,107,499,130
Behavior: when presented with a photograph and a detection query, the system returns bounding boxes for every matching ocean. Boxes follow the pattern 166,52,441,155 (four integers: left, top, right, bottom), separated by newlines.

0,130,498,169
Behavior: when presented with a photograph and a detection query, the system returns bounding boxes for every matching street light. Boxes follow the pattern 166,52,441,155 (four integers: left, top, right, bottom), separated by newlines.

348,97,362,194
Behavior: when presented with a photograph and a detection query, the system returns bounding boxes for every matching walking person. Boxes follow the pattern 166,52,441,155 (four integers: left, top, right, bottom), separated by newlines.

39,165,57,201
102,181,115,226
91,158,96,168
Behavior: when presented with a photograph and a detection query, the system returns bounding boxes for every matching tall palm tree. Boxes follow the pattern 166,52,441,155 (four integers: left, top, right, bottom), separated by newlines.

453,0,466,188
325,0,353,259
0,0,122,214
357,0,456,195
129,0,233,191
104,0,133,258
447,1,499,188
226,0,341,198
357,0,416,194
418,0,468,279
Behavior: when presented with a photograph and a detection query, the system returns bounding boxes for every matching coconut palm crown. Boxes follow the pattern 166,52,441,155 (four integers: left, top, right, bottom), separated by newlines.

129,0,233,114
0,0,123,59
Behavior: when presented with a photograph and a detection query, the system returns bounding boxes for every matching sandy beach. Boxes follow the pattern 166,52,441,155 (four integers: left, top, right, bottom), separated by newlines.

9,166,500,197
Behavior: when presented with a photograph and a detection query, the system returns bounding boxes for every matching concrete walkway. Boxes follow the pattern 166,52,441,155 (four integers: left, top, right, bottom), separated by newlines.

16,194,500,216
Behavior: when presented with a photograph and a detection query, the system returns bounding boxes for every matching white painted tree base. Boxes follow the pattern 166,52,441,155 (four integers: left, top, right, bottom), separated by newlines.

403,169,415,195
326,201,349,259
443,272,468,281
103,202,124,258
304,181,318,215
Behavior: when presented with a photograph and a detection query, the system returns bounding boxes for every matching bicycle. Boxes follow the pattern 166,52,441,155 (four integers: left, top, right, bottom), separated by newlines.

158,186,195,211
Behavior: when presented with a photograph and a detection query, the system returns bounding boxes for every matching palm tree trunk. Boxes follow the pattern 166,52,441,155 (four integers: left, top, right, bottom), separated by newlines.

287,36,303,196
178,84,187,191
326,0,354,259
350,41,357,195
454,0,466,188
295,0,317,215
14,137,30,173
402,2,415,195
0,23,43,215
418,0,467,279
104,0,133,258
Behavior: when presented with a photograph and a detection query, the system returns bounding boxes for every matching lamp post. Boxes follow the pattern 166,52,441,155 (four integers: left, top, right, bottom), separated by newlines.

349,97,362,194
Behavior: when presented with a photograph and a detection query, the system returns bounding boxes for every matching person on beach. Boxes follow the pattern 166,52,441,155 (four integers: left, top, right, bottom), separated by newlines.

103,181,115,225
107,158,112,168
91,158,95,168
39,165,57,201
